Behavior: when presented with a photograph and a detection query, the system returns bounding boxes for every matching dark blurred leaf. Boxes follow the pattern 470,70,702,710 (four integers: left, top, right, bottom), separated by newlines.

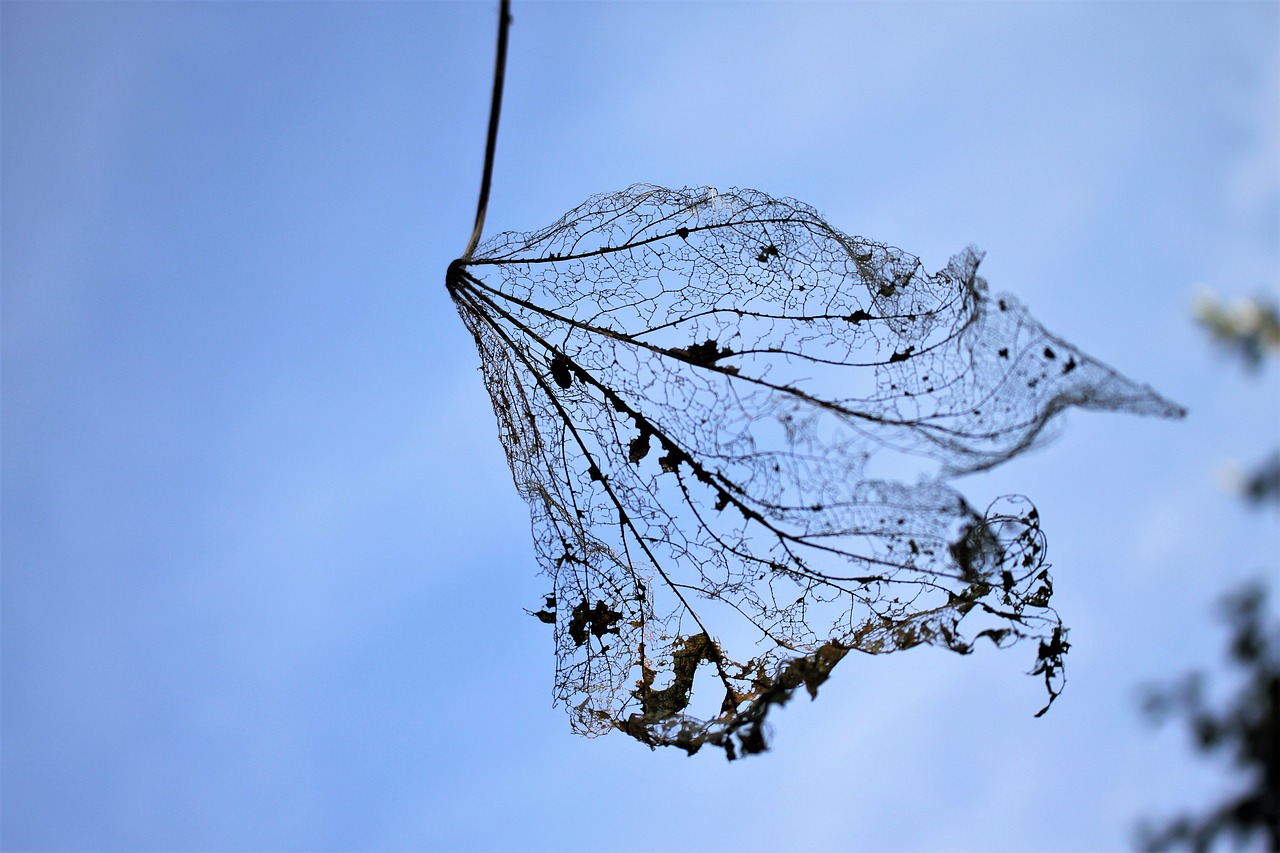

1242,452,1280,508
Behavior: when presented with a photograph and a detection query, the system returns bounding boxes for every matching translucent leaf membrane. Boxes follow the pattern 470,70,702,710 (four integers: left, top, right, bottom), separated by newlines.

447,184,1183,759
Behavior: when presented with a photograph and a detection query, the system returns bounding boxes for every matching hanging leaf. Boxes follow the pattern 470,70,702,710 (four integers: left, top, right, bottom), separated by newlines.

447,184,1183,759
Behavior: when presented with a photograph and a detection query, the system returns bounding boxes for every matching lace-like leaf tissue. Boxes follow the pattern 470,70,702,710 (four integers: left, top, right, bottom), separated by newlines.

447,185,1183,759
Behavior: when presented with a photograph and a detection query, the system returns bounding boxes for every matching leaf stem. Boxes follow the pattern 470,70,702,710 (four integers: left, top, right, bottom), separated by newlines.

462,0,511,260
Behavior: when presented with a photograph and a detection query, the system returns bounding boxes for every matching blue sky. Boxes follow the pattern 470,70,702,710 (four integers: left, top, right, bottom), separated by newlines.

3,2,1277,851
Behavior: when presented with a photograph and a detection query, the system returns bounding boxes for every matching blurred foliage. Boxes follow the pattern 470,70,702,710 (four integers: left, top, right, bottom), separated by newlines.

1138,583,1279,852
1195,291,1280,372
1136,291,1279,851
1240,452,1280,509
1197,290,1279,509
